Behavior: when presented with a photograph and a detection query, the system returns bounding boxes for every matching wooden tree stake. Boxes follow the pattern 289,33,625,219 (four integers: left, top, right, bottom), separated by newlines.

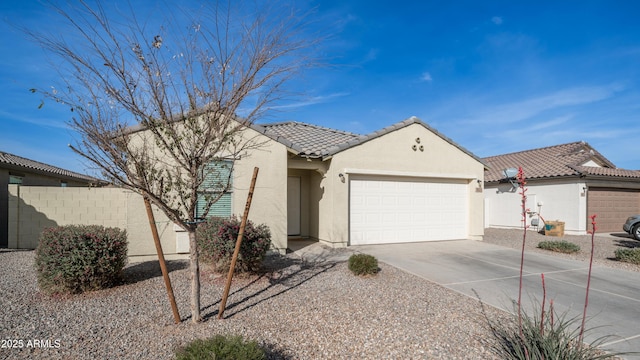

218,167,259,319
144,197,181,324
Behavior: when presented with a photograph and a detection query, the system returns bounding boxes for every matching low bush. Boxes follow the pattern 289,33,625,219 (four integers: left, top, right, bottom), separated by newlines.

614,248,640,265
491,306,619,359
175,335,266,360
35,225,128,294
196,216,271,273
538,240,580,254
348,253,379,276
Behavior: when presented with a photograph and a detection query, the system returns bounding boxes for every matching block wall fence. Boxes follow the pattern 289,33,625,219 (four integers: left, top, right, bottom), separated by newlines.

7,185,183,257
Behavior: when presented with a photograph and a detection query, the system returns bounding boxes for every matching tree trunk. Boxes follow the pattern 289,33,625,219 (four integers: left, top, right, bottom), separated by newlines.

188,230,201,323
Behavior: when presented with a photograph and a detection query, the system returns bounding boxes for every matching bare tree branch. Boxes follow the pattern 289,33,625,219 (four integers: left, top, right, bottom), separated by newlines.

22,0,322,323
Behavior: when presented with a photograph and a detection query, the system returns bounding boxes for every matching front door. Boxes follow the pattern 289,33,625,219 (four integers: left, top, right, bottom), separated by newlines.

287,176,301,235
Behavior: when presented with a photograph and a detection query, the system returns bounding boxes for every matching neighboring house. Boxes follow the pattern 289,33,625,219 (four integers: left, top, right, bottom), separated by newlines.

483,141,640,235
0,151,99,247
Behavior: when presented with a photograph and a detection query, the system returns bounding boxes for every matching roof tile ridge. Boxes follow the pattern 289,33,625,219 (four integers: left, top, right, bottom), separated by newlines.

261,120,362,137
483,141,584,160
300,121,362,137
259,121,298,128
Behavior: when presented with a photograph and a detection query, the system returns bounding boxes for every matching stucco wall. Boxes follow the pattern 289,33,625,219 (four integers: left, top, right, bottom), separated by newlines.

123,121,289,254
317,123,486,246
7,185,177,256
484,181,587,234
231,128,288,253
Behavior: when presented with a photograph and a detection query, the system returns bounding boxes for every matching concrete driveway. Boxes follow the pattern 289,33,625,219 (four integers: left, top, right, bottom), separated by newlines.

352,240,640,358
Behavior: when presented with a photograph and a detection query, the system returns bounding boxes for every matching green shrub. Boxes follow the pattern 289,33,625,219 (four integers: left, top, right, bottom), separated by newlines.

614,248,640,265
348,253,379,276
491,306,619,359
538,240,580,254
196,216,271,273
175,335,266,360
35,225,128,294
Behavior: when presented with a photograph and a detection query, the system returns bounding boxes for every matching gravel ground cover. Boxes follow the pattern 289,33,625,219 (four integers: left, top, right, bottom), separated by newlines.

3,228,635,360
1,246,508,360
483,228,640,272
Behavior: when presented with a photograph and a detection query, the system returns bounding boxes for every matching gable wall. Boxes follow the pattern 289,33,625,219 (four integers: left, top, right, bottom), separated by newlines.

127,121,289,253
231,127,288,253
317,123,486,246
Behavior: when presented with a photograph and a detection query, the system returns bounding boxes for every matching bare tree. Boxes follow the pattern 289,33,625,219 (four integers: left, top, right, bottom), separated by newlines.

25,0,320,323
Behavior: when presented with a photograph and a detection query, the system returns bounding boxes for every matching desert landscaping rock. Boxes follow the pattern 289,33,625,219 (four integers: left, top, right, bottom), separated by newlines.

3,228,634,359
1,248,508,359
483,228,640,272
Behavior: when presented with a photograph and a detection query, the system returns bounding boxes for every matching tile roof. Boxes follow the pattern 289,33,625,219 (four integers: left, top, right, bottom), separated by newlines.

571,165,640,178
482,141,640,182
0,150,98,183
256,116,486,165
256,121,363,158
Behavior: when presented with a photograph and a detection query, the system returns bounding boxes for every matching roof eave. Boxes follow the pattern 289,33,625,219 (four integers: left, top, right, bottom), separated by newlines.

1,162,100,184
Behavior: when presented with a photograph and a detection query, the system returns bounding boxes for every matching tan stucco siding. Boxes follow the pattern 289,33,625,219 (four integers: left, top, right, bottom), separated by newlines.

127,121,289,253
318,123,485,246
231,128,288,253
6,129,288,257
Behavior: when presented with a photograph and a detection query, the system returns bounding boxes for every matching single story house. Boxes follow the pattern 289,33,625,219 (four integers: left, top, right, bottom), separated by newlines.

483,141,640,235
6,117,487,256
0,150,99,247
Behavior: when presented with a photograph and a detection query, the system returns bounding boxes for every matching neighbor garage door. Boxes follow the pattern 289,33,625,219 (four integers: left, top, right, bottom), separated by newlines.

349,177,468,245
587,188,640,233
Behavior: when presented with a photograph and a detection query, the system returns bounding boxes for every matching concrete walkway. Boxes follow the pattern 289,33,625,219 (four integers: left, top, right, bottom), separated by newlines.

351,240,640,359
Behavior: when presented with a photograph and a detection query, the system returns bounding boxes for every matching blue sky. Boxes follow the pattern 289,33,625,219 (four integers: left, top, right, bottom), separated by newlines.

2,1,640,175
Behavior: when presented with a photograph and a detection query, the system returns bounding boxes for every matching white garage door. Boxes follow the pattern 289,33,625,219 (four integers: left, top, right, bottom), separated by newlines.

350,178,468,245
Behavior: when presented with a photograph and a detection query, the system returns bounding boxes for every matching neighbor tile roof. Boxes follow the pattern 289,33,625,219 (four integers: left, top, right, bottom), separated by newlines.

571,165,640,178
0,150,98,183
256,116,486,165
483,141,640,182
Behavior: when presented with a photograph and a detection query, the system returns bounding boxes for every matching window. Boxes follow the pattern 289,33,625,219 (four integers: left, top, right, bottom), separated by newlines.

196,160,233,219
61,181,68,188
9,175,23,185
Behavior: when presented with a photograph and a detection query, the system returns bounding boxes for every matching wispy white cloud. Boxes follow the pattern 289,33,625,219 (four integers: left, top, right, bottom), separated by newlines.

420,72,433,82
0,109,70,129
491,16,503,25
462,84,623,125
270,92,350,110
486,115,571,139
363,48,379,63
522,114,573,131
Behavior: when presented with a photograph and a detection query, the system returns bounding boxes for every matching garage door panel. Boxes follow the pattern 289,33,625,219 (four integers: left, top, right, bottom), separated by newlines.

588,188,640,233
350,178,468,245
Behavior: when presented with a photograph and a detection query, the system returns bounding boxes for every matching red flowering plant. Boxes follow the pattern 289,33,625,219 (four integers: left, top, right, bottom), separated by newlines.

196,216,272,273
516,166,529,336
491,169,618,359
